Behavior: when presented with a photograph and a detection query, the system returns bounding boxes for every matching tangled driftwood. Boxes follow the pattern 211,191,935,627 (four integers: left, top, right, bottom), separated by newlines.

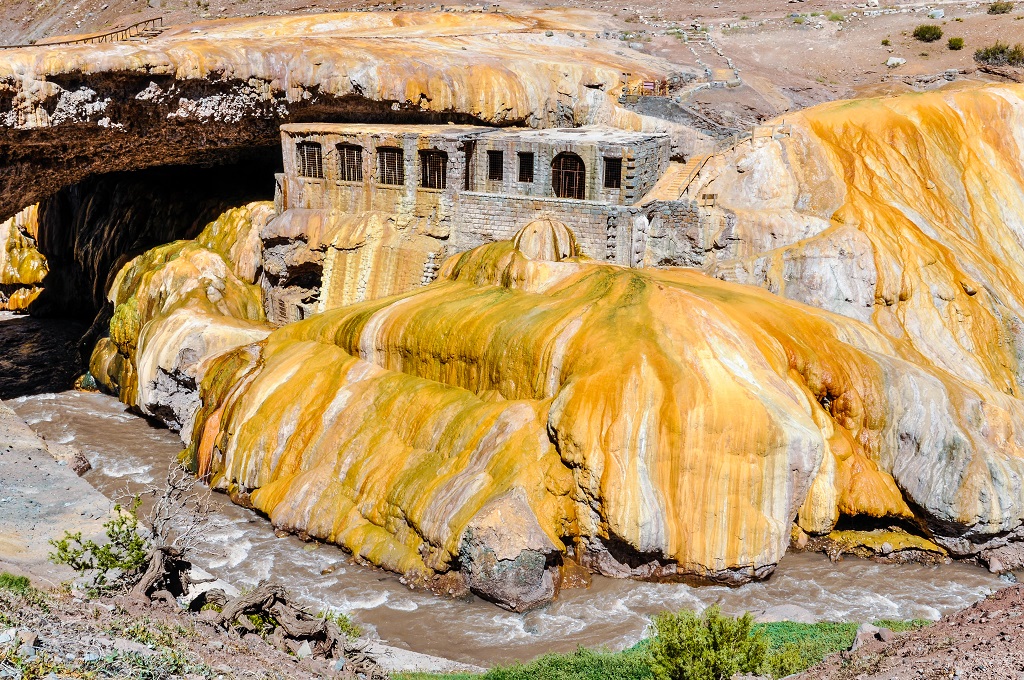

123,466,389,678
187,583,388,678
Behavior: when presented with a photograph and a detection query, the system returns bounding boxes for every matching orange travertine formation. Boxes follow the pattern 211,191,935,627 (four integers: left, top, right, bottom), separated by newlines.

0,10,674,134
0,205,46,311
91,202,272,438
185,228,1024,599
709,84,1024,396
91,82,1024,609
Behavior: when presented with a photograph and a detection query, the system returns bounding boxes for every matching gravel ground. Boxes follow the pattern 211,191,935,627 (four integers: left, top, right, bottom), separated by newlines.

0,582,358,679
797,584,1024,680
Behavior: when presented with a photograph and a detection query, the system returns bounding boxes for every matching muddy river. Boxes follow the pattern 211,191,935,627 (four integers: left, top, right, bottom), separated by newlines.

8,389,1008,667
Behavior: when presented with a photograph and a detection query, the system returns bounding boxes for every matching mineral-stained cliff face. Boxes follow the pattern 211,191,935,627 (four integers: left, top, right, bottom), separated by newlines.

89,82,1024,610
91,202,272,441
689,85,1024,403
0,10,690,223
0,204,46,311
178,222,1024,608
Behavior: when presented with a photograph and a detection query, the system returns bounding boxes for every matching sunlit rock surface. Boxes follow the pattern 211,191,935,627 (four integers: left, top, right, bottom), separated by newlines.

697,85,1024,397
91,202,272,439
184,227,1023,603
0,204,46,311
90,83,1024,609
0,10,693,222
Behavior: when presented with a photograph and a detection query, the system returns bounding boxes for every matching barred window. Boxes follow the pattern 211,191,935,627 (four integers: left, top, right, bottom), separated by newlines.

603,157,622,189
337,144,363,182
463,141,476,190
518,152,534,183
378,147,405,186
487,150,503,182
552,152,585,199
420,150,448,189
296,141,323,179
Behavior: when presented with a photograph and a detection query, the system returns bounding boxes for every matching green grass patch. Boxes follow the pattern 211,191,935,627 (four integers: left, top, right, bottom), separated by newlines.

0,571,48,609
397,646,651,680
0,572,32,595
395,618,932,680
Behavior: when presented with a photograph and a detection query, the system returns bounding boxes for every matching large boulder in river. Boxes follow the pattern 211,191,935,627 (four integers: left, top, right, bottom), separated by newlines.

460,491,559,612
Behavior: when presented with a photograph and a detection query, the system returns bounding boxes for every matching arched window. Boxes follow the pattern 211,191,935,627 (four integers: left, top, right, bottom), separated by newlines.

552,152,586,199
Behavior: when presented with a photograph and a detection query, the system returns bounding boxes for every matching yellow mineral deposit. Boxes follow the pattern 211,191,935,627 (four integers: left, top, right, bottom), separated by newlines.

0,204,46,311
0,11,670,134
92,80,1024,611
709,84,1024,396
91,202,272,437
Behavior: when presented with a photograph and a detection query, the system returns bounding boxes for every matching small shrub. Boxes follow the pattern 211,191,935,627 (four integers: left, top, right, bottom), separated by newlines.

913,24,943,42
828,12,845,21
974,41,1024,66
49,496,149,593
740,15,750,20
948,37,965,50
988,1,1015,14
793,16,805,24
648,606,769,680
882,38,891,45
322,610,363,639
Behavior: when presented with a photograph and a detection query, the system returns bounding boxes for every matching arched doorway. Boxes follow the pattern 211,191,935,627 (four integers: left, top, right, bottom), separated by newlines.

552,152,586,200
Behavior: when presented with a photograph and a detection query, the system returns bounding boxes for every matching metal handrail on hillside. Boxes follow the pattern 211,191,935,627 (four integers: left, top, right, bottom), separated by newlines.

0,17,164,50
680,122,792,198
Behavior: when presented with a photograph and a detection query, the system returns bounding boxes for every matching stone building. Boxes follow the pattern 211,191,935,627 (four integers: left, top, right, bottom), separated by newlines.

265,123,703,323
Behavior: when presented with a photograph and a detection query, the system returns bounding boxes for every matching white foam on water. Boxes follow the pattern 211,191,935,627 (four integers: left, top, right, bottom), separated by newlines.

339,590,391,611
98,458,154,482
6,390,1010,668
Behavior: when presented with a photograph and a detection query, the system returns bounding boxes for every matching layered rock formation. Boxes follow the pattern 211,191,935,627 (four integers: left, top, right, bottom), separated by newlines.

660,82,1024,560
0,204,46,311
87,81,1024,609
91,202,272,440
0,10,691,223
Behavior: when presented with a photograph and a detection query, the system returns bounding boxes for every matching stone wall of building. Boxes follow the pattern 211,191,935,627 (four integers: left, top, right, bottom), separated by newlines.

642,199,733,268
452,192,640,263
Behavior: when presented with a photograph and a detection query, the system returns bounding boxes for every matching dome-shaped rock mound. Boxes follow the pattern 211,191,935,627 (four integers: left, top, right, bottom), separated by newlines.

512,218,580,262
